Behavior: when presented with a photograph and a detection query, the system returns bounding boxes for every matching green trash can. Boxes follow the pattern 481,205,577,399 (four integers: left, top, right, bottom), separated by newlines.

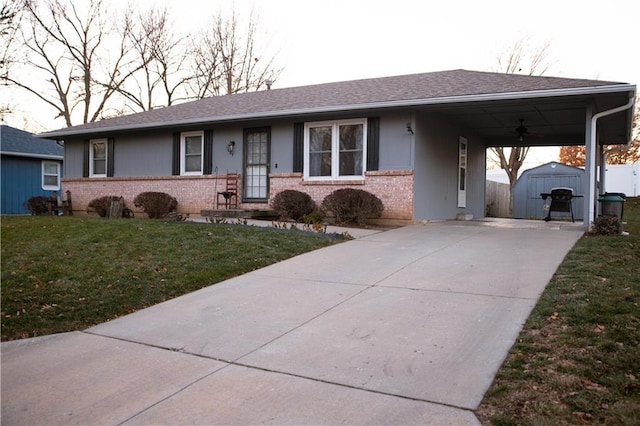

598,193,625,220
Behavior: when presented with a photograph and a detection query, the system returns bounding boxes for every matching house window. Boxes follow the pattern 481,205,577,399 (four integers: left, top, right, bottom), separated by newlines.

181,131,204,175
42,161,60,190
90,139,107,177
304,119,366,180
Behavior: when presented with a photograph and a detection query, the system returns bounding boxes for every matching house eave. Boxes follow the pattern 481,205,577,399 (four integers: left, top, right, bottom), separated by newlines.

38,83,636,139
0,151,64,160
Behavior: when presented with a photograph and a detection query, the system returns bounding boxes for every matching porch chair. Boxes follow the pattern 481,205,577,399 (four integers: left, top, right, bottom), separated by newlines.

61,190,73,216
216,172,240,209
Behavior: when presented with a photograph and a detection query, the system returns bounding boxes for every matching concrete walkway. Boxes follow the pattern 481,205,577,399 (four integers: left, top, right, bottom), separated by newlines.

1,221,584,425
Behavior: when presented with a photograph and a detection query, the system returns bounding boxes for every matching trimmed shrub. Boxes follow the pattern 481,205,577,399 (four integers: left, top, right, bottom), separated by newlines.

321,188,383,225
134,191,177,219
87,196,123,217
590,215,621,235
270,190,316,221
23,196,50,215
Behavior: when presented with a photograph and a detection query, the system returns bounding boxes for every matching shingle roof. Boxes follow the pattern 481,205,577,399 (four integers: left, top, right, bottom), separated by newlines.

1,125,63,157
39,69,630,138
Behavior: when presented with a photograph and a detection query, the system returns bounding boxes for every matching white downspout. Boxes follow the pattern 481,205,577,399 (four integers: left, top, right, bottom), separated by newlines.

587,96,635,227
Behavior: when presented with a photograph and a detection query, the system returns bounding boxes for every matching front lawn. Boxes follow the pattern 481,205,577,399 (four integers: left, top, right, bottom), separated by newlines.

1,216,342,341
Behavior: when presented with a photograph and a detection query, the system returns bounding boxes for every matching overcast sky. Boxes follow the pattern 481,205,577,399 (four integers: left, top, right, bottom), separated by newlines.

214,0,640,87
3,0,638,166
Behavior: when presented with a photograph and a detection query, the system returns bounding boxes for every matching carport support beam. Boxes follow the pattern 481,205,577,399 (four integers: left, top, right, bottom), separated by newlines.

584,105,595,227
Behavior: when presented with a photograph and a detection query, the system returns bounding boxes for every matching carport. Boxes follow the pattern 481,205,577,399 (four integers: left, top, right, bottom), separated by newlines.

431,82,636,227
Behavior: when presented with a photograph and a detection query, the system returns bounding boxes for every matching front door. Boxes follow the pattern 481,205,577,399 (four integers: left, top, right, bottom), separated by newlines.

243,127,270,202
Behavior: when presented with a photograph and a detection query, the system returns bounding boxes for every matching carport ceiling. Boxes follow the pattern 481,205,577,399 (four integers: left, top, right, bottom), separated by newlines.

432,91,633,148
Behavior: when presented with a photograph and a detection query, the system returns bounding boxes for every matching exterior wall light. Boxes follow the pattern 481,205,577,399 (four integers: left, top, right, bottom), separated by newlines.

227,140,235,155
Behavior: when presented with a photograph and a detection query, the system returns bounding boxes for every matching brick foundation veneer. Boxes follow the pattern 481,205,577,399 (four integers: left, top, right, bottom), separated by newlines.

63,170,414,219
62,175,240,215
269,170,414,220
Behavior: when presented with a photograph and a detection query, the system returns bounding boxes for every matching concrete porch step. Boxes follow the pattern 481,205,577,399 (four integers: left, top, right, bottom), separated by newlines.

200,209,279,220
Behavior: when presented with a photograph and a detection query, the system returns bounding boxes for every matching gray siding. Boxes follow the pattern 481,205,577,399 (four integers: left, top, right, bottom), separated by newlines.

115,132,172,176
378,113,413,170
64,139,85,178
270,123,294,173
413,112,485,220
211,125,243,174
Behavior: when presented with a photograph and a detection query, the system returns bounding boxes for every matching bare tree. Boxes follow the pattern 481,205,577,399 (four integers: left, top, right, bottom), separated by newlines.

1,0,20,68
3,0,142,126
4,1,282,127
489,37,553,215
115,6,192,111
494,37,552,76
0,0,23,118
188,8,280,97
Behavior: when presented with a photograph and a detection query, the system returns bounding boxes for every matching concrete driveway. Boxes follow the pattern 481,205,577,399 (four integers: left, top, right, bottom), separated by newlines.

1,221,583,425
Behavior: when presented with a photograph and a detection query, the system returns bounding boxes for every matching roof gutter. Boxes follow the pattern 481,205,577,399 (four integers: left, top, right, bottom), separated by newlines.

38,84,636,139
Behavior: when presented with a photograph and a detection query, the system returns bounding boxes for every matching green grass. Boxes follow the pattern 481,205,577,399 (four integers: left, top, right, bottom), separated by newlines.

1,216,342,341
476,197,640,425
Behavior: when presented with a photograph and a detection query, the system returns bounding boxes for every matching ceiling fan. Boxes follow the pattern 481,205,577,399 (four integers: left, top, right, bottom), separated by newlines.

511,119,544,142
515,119,529,142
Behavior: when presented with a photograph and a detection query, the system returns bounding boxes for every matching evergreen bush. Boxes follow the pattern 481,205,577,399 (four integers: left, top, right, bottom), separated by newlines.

270,190,316,221
23,196,50,215
133,192,177,219
321,188,383,224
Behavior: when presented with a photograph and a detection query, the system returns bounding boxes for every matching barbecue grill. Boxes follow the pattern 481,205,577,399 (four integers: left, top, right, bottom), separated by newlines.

540,187,582,223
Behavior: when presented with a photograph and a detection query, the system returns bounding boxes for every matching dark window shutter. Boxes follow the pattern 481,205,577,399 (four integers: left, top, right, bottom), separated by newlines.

83,139,89,177
293,122,304,173
203,130,213,175
107,138,115,177
172,132,180,175
367,117,380,171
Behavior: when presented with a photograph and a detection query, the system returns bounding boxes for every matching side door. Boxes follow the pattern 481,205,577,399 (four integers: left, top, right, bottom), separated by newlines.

458,136,467,208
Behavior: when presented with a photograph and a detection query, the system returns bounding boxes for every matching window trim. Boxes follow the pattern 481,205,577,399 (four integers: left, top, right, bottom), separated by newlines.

42,160,61,190
89,138,107,177
180,131,204,176
303,118,367,180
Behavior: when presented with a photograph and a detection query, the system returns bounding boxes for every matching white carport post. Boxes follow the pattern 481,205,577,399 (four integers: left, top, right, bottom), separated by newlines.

584,105,595,227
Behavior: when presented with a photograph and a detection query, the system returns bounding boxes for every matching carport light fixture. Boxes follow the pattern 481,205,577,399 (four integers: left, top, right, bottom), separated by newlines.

406,123,414,134
227,140,235,156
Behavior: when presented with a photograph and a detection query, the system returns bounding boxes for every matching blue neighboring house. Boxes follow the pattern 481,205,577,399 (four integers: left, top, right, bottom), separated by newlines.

1,125,64,214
